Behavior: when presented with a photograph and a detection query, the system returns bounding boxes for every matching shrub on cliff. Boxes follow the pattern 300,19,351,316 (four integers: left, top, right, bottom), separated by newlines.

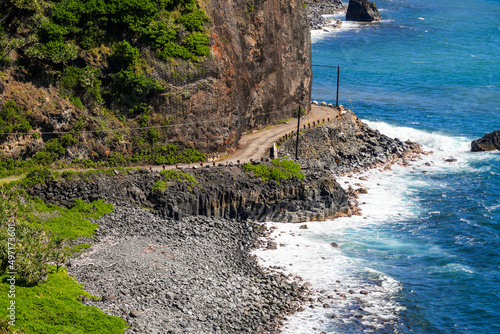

0,101,32,138
152,169,198,191
243,158,305,184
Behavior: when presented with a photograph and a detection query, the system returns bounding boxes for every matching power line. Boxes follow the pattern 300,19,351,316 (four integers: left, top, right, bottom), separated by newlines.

0,106,299,136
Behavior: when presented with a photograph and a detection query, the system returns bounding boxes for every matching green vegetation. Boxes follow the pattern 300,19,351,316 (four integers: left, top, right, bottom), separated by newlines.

21,198,113,239
0,1,211,175
292,107,306,118
243,158,305,184
0,101,31,138
152,169,197,191
0,268,127,333
1,0,210,65
0,170,126,332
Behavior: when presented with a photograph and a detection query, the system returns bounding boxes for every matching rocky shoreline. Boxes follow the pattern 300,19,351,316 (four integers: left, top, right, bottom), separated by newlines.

31,109,426,333
305,0,346,30
279,109,427,215
68,208,308,334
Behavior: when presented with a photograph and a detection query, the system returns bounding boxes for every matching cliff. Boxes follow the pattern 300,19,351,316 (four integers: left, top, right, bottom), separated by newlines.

27,166,349,223
0,0,311,169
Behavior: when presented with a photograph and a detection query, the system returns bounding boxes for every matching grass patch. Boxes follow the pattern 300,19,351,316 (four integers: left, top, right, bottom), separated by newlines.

152,169,197,191
242,158,305,184
0,268,127,334
21,198,113,240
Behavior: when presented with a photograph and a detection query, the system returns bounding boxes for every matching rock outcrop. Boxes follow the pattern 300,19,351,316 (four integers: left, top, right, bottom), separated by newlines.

279,110,423,174
28,167,349,223
305,0,346,30
471,130,500,152
345,0,382,22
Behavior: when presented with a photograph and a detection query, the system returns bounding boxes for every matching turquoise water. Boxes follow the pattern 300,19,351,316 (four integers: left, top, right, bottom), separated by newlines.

291,0,499,333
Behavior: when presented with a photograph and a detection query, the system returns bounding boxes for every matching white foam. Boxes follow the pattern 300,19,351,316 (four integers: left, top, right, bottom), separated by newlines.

254,121,493,332
311,13,390,43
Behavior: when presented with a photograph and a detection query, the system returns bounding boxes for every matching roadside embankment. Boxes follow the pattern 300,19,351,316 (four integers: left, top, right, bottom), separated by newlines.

279,110,425,175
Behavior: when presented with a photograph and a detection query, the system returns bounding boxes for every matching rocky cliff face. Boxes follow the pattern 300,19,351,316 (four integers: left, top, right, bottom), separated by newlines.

149,0,312,152
199,0,312,150
0,0,311,161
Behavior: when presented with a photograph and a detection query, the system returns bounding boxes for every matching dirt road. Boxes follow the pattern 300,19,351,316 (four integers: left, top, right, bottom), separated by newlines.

224,105,339,164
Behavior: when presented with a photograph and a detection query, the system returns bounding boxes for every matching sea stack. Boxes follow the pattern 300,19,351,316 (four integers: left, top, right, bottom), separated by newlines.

346,0,382,22
471,130,500,152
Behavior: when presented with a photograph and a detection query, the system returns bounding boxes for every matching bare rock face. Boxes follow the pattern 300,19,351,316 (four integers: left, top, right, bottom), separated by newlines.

346,0,382,22
471,130,500,152
200,0,312,151
156,0,312,153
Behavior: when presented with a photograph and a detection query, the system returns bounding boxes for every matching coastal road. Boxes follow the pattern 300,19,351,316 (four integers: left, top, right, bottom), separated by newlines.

223,105,339,164
0,105,340,182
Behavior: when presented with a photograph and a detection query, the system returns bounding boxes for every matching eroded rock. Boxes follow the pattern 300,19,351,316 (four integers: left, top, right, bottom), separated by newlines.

346,0,382,22
471,130,500,152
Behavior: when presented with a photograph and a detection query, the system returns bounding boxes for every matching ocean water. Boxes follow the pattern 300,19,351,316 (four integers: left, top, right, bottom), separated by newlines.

256,1,499,333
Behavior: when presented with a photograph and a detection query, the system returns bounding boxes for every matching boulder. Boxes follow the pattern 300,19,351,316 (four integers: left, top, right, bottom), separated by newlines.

346,0,382,22
471,130,500,152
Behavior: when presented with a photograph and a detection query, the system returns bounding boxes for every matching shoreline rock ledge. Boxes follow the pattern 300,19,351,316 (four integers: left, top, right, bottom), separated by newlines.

471,130,500,152
346,0,382,22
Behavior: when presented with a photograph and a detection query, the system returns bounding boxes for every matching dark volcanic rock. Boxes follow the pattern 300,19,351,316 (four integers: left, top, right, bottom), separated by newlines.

305,0,346,30
28,166,350,223
68,210,303,333
346,0,382,22
279,110,422,174
471,130,500,152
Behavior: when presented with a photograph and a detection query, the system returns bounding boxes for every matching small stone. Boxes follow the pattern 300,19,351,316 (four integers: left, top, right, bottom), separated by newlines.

360,290,368,295
299,224,308,229
101,295,116,302
267,241,278,250
129,310,141,318
330,242,338,248
323,303,331,308
357,188,368,194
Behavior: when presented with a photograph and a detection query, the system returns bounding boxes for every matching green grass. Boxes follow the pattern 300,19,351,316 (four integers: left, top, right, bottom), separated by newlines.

242,158,305,184
20,198,113,240
152,169,198,192
0,268,127,334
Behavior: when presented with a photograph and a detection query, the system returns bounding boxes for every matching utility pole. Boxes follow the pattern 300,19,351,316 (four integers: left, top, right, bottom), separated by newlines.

295,106,301,160
336,65,340,108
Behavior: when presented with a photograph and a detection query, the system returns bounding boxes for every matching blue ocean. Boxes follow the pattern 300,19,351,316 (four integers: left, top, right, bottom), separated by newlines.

256,0,499,333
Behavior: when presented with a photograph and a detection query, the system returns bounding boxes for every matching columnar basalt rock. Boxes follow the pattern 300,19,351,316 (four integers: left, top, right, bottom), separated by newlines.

28,167,349,223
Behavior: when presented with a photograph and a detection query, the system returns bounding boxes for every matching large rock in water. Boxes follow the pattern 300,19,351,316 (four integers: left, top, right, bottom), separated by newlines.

346,0,382,22
471,131,500,152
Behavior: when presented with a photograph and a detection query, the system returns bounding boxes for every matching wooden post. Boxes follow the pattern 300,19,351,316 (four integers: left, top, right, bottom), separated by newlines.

336,65,340,107
295,106,301,160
